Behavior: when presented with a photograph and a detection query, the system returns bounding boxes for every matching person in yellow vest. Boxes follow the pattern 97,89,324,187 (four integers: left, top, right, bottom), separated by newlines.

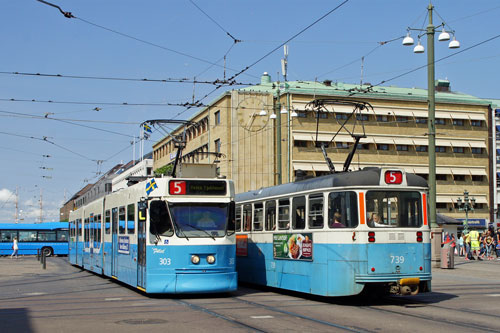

469,229,481,261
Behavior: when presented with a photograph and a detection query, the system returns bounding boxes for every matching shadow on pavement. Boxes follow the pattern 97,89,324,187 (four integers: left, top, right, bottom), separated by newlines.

0,308,34,333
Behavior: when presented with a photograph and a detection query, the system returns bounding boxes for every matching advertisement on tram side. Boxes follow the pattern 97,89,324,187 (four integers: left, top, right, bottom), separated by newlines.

273,233,312,260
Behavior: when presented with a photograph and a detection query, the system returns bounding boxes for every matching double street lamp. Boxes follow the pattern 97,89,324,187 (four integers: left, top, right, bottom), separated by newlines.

457,190,476,235
402,4,460,267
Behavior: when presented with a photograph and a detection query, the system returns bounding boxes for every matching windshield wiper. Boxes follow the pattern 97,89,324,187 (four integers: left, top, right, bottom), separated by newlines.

185,224,216,240
167,204,189,241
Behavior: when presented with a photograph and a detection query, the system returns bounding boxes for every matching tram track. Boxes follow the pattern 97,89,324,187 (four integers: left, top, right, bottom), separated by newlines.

362,300,499,332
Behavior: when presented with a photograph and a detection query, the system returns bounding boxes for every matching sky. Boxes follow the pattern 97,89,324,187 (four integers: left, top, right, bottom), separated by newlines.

1,0,500,223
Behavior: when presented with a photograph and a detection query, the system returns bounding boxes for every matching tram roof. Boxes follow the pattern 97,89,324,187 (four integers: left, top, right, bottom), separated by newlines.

0,222,69,230
236,168,428,202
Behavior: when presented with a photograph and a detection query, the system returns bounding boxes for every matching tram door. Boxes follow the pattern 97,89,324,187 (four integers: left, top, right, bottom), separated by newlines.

137,201,147,288
111,207,118,277
76,218,82,266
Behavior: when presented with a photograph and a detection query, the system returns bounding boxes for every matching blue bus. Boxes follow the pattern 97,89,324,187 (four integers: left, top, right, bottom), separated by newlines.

0,222,69,256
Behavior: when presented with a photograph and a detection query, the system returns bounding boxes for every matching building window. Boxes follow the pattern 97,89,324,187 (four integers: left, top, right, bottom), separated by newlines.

336,114,348,120
356,114,369,121
377,144,389,151
471,120,482,127
294,140,308,147
436,203,447,209
453,147,465,153
415,117,427,124
336,142,349,149
471,148,482,154
472,175,484,182
396,145,408,151
297,111,307,118
316,112,328,119
214,139,221,153
435,118,446,125
453,174,466,181
436,146,446,153
356,143,369,150
214,110,221,126
436,174,447,181
452,119,464,126
376,115,389,122
396,116,408,123
416,146,428,152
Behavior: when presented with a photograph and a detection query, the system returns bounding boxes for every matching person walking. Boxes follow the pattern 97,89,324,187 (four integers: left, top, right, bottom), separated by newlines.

469,229,480,260
458,234,464,256
10,237,18,259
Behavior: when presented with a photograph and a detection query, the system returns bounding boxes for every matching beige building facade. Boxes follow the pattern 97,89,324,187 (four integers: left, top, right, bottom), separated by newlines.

153,74,493,224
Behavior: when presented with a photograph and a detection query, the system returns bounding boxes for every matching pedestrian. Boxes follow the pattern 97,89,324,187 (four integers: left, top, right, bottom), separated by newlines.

458,234,464,256
450,233,456,255
464,232,473,261
10,236,18,259
469,229,481,260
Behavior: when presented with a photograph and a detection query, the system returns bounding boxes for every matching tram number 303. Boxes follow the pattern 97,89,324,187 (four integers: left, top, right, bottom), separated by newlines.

391,256,405,264
160,258,172,265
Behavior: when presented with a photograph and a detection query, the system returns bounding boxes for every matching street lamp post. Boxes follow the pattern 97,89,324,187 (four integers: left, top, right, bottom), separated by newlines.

402,4,460,268
457,190,476,235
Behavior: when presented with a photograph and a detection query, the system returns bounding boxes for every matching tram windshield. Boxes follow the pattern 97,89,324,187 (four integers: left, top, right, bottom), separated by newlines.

168,202,230,238
366,191,422,228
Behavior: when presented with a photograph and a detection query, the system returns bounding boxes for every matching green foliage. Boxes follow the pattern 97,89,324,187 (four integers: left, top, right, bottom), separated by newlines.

154,164,172,176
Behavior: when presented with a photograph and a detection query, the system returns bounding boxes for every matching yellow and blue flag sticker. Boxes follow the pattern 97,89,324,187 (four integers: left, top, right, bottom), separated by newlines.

143,123,152,133
145,178,158,195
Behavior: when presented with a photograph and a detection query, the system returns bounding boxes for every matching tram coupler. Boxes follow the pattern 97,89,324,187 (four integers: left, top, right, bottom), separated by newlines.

390,277,420,295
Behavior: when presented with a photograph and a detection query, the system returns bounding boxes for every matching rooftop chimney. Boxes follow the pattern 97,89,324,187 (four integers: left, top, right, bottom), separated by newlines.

261,72,271,85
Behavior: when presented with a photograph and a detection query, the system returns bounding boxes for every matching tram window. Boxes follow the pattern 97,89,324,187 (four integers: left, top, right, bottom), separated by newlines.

19,230,37,242
149,200,174,238
118,206,126,234
227,201,236,235
243,204,252,232
366,191,422,228
278,199,290,230
77,219,82,237
105,210,111,234
235,205,242,232
38,231,56,241
328,192,358,229
127,204,135,234
265,200,276,231
308,194,324,229
292,196,306,230
0,230,16,242
96,214,102,242
253,203,263,231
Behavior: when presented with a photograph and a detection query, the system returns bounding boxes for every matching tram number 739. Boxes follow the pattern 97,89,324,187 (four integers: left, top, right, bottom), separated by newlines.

391,255,405,264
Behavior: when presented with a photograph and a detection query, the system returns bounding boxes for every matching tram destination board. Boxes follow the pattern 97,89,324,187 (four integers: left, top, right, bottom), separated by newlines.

169,180,227,196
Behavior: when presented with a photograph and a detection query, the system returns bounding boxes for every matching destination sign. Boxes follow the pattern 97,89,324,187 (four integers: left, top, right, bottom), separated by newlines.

169,180,227,196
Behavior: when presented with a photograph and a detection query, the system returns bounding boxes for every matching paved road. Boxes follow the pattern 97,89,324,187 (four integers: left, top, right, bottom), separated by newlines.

0,255,499,332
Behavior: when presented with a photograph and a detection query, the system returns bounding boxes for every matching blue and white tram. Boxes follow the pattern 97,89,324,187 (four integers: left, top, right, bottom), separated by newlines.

235,167,431,297
69,177,237,294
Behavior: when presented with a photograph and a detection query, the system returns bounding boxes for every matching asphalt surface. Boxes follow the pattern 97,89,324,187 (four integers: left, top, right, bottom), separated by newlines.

0,255,499,332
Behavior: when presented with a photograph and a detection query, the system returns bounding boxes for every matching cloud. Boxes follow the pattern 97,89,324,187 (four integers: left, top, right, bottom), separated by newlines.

0,188,15,203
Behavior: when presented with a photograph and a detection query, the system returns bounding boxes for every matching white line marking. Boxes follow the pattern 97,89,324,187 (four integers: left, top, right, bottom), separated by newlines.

23,292,47,296
487,294,500,297
105,297,123,301
250,315,274,319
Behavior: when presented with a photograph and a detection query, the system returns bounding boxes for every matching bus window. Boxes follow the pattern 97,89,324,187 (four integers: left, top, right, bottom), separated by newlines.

38,231,56,241
149,200,174,240
127,203,135,234
253,203,263,231
308,194,324,229
235,205,242,232
0,230,16,242
328,191,358,229
119,206,126,234
242,204,252,232
265,200,276,231
57,230,68,242
105,210,111,234
278,199,290,230
19,230,37,242
292,196,306,230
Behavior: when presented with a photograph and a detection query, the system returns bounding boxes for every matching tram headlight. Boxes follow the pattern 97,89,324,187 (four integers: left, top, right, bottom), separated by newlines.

206,255,216,264
191,255,200,264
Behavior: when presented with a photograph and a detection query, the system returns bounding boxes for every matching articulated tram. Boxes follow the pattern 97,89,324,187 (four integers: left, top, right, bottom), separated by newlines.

235,167,431,297
69,176,237,294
